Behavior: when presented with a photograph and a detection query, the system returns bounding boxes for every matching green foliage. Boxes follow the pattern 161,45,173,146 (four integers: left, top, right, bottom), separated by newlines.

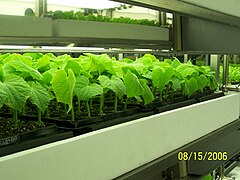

124,71,143,98
222,64,240,84
196,75,208,92
171,77,182,91
51,69,76,112
23,53,43,60
183,77,199,98
171,58,181,68
43,10,158,26
140,79,154,105
0,52,219,127
176,64,199,78
98,75,126,98
64,59,82,76
0,88,7,109
152,66,174,92
74,75,103,101
35,54,51,70
3,54,43,80
29,81,52,112
208,74,218,90
0,74,30,112
201,174,212,180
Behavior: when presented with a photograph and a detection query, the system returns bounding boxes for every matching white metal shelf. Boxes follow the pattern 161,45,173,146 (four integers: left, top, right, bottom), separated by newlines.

0,93,239,180
110,0,240,28
0,14,171,49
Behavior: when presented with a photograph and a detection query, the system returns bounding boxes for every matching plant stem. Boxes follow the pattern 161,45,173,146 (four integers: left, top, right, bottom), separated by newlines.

121,97,124,103
46,108,50,118
37,109,42,125
171,88,174,99
159,91,163,102
56,101,58,111
124,97,129,110
114,95,118,112
38,109,41,123
86,100,91,117
13,110,18,129
71,106,75,122
152,85,155,94
110,92,113,102
22,105,26,115
99,94,104,115
77,98,81,113
90,98,93,109
165,84,169,100
64,104,67,112
98,67,101,77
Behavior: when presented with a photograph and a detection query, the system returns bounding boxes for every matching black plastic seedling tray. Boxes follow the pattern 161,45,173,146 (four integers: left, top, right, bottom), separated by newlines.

42,107,140,128
60,111,155,136
0,130,73,157
151,91,224,113
0,91,225,157
154,99,198,113
197,91,225,102
0,123,57,147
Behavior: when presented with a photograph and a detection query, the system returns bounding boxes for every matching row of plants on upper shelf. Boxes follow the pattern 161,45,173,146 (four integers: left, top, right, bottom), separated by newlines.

41,10,158,26
200,64,240,84
219,64,240,84
0,52,218,130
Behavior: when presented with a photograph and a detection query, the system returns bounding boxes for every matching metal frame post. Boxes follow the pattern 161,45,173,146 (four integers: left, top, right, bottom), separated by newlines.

179,160,187,178
184,54,188,63
173,15,182,51
160,12,167,27
233,55,237,64
118,53,123,60
205,54,210,66
219,164,225,180
35,0,47,17
210,54,220,84
222,55,229,91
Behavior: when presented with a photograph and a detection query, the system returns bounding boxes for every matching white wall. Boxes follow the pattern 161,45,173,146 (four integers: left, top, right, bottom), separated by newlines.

116,6,156,15
113,6,157,20
0,0,34,16
114,12,156,20
0,0,101,16
1,0,239,18
0,0,159,20
181,0,240,18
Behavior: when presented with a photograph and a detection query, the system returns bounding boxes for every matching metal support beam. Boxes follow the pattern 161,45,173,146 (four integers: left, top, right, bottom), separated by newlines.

205,54,210,66
160,12,167,27
233,55,238,64
111,0,240,27
173,15,182,51
179,161,187,178
212,170,217,180
210,55,220,84
118,53,123,60
35,0,47,17
222,55,229,91
106,9,114,18
184,54,188,63
219,164,224,180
